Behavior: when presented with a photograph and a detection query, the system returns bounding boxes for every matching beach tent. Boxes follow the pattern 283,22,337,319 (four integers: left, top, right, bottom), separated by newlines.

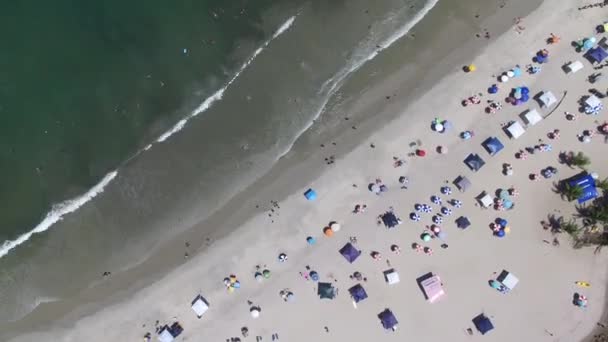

585,95,602,109
538,91,557,108
191,295,209,318
482,137,504,156
318,282,336,299
339,243,362,263
477,192,493,208
158,328,175,342
505,121,525,139
497,270,519,290
587,46,608,63
349,284,368,303
378,309,399,331
567,173,599,203
472,314,494,335
304,188,317,201
521,109,543,126
564,60,584,74
454,175,472,192
464,154,486,172
384,269,400,285
418,272,445,303
599,37,608,50
381,211,400,228
456,216,471,229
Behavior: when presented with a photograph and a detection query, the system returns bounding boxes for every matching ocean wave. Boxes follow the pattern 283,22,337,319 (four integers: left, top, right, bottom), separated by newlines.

277,0,439,159
0,171,118,259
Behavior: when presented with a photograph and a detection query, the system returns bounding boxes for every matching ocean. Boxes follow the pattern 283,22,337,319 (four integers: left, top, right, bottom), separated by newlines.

0,0,442,328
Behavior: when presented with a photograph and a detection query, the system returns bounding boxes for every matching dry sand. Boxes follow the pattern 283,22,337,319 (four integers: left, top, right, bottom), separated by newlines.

8,0,608,341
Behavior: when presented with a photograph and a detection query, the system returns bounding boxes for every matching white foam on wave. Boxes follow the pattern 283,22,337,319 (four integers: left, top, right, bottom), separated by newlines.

277,0,439,159
0,171,118,259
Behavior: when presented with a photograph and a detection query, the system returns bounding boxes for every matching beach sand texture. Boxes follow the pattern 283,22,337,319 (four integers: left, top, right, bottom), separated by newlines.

6,0,608,341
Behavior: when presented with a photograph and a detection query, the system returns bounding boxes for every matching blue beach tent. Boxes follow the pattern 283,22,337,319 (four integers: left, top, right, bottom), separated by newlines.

588,47,608,63
304,188,317,201
464,154,486,172
456,216,471,229
567,173,599,203
349,284,368,303
339,242,362,263
378,309,398,330
482,137,505,156
473,314,494,335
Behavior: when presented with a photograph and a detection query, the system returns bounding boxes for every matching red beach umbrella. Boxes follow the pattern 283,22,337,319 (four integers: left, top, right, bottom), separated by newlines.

416,149,426,157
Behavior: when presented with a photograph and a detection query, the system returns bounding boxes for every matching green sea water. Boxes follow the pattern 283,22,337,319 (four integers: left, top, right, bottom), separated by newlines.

0,0,280,241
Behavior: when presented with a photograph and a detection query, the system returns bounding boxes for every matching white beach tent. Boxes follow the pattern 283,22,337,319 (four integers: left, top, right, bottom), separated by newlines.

477,192,493,208
522,109,543,126
497,270,519,290
158,329,175,342
384,269,400,285
564,60,584,74
585,95,602,108
539,91,557,108
506,121,525,139
191,295,209,318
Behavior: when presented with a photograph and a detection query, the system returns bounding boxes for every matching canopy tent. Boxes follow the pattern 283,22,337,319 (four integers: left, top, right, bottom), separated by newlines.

418,272,445,303
158,329,175,342
585,95,602,108
384,269,400,285
505,120,525,139
339,243,362,263
381,211,400,228
564,60,584,74
477,192,493,208
191,295,209,318
304,188,317,201
538,91,557,108
587,46,608,63
497,270,519,290
473,314,494,335
464,154,486,172
318,282,337,299
349,284,368,303
522,109,543,126
378,309,399,331
454,175,472,192
456,216,471,229
567,173,599,203
482,137,504,156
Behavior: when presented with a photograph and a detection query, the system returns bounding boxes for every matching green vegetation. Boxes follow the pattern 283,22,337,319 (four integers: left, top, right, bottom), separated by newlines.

559,183,584,202
570,151,591,169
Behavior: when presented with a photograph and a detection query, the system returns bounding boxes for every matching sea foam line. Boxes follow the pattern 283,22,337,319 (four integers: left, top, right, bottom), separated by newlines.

0,171,118,259
277,0,439,159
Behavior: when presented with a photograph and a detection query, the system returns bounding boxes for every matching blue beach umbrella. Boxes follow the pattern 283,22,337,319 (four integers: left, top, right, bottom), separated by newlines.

496,229,506,238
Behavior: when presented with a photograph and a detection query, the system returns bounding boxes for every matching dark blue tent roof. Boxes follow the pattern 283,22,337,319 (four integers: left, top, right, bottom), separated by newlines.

588,47,608,63
473,314,494,335
456,216,471,229
482,137,505,156
318,282,336,299
567,173,599,203
339,243,361,263
349,284,368,303
378,309,398,329
381,211,399,228
464,154,486,172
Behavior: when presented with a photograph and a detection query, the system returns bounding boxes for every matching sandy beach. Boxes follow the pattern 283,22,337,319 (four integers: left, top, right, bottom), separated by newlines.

5,0,608,341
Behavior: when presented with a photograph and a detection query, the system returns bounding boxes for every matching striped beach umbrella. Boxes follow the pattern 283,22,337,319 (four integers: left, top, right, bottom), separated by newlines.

432,215,443,224
441,207,452,216
415,204,423,212
441,186,452,195
431,196,442,205
410,212,421,221
452,199,462,208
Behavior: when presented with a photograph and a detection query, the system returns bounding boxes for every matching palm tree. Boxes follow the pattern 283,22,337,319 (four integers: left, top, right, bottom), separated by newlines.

570,151,590,169
596,177,608,193
586,205,608,225
559,218,581,241
561,183,584,201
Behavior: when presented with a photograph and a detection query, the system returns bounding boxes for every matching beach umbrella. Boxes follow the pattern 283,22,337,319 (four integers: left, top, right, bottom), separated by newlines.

433,216,443,224
416,149,426,157
421,233,432,242
370,183,380,193
452,199,462,208
306,236,316,245
434,123,444,132
250,307,260,318
233,281,241,288
442,120,453,131
263,269,271,278
437,145,447,154
437,231,447,240
278,253,288,262
488,84,498,94
521,87,529,94
431,196,442,205
310,271,319,282
506,70,515,78
591,172,599,179
496,229,506,238
255,272,263,282
415,204,422,212
410,212,421,221
323,227,334,237
513,67,522,77
498,218,508,227
330,222,341,232
441,186,452,195
285,292,295,302
500,74,509,82
467,64,477,72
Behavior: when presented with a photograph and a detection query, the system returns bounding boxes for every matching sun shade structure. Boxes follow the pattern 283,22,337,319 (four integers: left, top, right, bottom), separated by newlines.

349,284,368,303
339,243,362,263
381,211,400,228
505,121,525,139
456,216,471,229
318,282,337,299
384,269,400,285
521,108,543,126
497,270,519,290
564,60,583,74
538,91,557,108
158,323,184,342
588,46,608,63
473,314,494,335
304,188,317,200
191,295,209,318
482,137,504,156
417,272,445,303
585,95,602,108
464,154,486,172
477,192,493,208
378,309,399,331
454,175,472,192
567,172,598,203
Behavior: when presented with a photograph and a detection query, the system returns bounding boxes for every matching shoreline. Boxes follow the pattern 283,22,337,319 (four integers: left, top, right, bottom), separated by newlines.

6,0,608,340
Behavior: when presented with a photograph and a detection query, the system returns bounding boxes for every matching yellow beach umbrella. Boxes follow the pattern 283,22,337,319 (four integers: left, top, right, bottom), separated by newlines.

467,64,477,72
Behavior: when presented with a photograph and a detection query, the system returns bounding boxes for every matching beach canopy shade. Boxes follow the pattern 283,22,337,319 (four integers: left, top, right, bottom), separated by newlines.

585,95,602,108
564,60,584,74
505,121,525,139
538,91,557,108
482,137,504,156
477,192,493,208
567,172,599,203
318,282,336,299
349,284,368,303
522,109,543,126
473,314,494,335
384,268,400,285
381,211,400,228
191,295,210,318
497,270,519,290
418,273,445,303
587,47,608,63
158,328,175,342
456,216,471,229
378,309,399,330
304,189,317,201
454,175,472,192
339,243,362,263
464,153,486,172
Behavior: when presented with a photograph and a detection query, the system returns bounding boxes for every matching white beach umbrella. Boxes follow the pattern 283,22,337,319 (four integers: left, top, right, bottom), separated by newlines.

250,307,260,318
330,222,341,232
